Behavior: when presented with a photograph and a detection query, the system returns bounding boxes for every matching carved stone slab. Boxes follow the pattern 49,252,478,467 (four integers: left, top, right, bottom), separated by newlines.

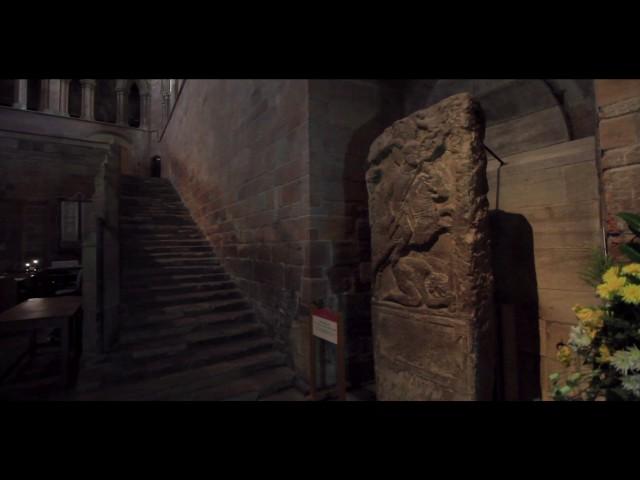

366,93,495,400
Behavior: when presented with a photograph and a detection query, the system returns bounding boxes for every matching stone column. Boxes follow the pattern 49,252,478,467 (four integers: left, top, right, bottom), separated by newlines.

39,79,50,112
39,79,64,114
80,79,96,120
59,79,70,116
366,93,496,401
115,87,127,125
140,93,151,129
12,79,27,109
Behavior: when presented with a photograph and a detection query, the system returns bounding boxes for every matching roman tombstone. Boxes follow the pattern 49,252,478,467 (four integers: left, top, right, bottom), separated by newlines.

366,93,496,400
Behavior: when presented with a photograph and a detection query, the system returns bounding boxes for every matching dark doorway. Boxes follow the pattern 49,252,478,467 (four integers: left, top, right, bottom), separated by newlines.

94,80,116,123
68,79,82,118
27,80,40,111
128,83,140,128
490,209,541,400
0,80,14,107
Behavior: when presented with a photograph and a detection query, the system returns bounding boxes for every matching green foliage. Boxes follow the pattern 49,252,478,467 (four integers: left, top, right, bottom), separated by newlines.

550,211,640,401
618,212,640,237
579,247,614,287
621,244,640,263
618,212,640,263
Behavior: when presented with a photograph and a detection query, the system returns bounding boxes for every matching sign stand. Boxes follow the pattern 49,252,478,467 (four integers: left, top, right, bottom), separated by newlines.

308,305,346,401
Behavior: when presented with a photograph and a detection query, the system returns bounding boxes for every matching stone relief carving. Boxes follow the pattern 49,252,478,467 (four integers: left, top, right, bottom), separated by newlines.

366,93,495,400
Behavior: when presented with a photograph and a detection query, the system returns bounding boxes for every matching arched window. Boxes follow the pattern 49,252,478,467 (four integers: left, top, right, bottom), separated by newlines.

0,80,13,107
27,79,40,111
128,83,141,127
94,79,116,123
68,79,82,118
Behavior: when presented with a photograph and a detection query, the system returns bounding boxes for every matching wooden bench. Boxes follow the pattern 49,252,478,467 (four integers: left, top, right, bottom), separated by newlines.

0,296,82,388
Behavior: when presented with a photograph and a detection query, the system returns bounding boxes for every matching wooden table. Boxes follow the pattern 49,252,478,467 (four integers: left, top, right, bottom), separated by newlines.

0,296,82,387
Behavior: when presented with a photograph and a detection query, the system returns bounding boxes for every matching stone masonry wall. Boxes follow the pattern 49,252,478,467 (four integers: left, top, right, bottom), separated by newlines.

306,80,404,386
0,130,109,272
595,80,640,258
155,80,312,375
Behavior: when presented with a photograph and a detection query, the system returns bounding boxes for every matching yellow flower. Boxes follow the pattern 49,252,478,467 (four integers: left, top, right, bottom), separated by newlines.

603,266,622,283
621,284,640,305
597,345,612,364
596,270,627,300
622,263,640,277
575,307,604,330
557,345,573,367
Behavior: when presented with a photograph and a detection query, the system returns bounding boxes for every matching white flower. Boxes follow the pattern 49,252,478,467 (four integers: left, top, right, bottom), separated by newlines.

568,324,592,349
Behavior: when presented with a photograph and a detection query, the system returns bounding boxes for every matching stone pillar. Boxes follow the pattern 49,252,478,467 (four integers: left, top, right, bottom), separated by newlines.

59,79,70,116
39,79,50,112
12,79,27,109
140,93,151,129
162,92,171,126
115,87,127,125
80,79,96,120
366,93,496,401
39,79,64,114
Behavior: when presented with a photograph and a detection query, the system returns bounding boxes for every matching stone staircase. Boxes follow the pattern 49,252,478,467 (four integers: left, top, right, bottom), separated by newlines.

74,175,303,401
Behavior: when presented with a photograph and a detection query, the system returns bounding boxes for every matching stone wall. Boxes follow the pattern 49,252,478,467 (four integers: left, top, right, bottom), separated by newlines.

0,129,111,272
595,80,640,258
0,106,151,175
307,79,404,385
155,79,312,374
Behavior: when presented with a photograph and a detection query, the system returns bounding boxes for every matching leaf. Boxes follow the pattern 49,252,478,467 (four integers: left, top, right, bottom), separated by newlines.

549,373,560,383
618,212,640,236
579,247,613,287
621,244,640,263
568,373,582,383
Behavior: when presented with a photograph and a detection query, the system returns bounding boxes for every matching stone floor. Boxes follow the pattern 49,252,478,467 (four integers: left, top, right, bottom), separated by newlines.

0,341,376,401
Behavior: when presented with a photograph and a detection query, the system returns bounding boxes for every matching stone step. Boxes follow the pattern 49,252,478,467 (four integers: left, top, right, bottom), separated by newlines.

120,192,181,202
122,257,220,269
122,250,215,260
125,245,212,254
124,278,235,296
120,321,264,356
120,217,194,227
123,298,253,326
87,336,277,387
172,366,296,401
120,196,185,207
120,207,190,216
119,309,255,345
76,351,288,400
124,288,244,313
127,238,210,247
123,272,231,289
123,308,255,335
121,232,205,241
260,387,307,401
121,224,200,232
123,264,226,279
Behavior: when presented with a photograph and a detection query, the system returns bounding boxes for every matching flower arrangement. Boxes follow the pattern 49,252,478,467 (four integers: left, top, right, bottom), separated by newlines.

551,212,640,401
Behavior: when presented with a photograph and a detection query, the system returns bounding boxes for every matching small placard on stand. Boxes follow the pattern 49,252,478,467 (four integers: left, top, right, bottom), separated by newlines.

308,306,346,401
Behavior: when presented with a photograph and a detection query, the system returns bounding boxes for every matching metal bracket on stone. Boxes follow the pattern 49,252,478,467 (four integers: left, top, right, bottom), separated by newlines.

483,143,506,166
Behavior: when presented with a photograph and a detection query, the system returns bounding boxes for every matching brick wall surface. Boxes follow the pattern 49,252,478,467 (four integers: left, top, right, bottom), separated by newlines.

596,80,640,257
157,80,312,375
